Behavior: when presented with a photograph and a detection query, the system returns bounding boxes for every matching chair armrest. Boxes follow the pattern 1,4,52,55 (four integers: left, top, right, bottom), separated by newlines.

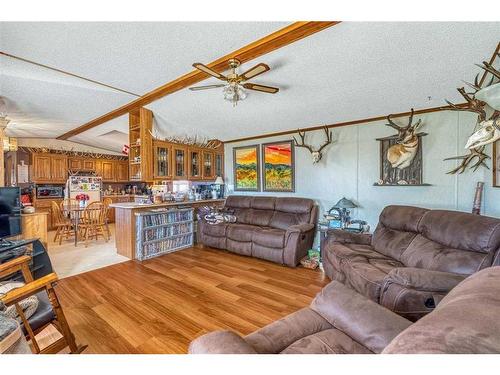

327,229,372,245
311,281,412,353
286,223,315,234
0,273,58,306
189,331,257,354
0,255,32,281
382,268,466,293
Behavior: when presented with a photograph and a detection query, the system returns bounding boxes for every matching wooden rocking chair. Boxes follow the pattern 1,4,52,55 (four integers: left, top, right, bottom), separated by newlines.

0,256,87,354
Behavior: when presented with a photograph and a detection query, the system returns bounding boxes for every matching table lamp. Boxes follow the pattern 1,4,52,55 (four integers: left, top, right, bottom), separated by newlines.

330,197,357,228
213,176,224,199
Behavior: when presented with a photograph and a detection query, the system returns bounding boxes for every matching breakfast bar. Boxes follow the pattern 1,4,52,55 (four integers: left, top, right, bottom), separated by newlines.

109,199,225,259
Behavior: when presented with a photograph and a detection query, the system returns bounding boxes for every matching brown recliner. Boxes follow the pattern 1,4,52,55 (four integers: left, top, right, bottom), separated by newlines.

198,196,318,267
189,266,500,354
322,205,500,320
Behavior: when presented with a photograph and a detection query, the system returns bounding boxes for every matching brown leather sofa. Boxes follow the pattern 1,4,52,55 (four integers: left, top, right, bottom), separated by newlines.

322,205,500,320
198,195,318,267
189,266,500,354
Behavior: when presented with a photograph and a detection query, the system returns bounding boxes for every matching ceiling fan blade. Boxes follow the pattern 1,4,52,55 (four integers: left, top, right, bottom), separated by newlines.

243,83,279,94
189,84,226,91
240,63,270,81
192,63,227,81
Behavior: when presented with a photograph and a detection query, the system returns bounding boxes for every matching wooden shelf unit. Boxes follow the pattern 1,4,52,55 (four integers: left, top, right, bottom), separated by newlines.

129,107,153,182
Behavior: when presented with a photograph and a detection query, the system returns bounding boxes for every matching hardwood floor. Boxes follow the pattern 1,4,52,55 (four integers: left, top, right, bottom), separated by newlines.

55,246,328,353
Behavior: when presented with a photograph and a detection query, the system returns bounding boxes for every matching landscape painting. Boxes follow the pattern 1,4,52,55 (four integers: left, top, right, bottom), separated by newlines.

262,141,295,192
233,145,260,191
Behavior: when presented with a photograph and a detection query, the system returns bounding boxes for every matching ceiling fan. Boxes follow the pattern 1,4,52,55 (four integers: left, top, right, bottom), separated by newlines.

189,58,279,106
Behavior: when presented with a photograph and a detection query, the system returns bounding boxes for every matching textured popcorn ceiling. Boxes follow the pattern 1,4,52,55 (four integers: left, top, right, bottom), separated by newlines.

1,22,499,152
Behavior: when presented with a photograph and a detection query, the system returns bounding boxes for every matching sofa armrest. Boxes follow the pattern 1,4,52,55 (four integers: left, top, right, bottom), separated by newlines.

286,223,315,234
382,268,466,293
327,229,372,245
311,281,412,353
189,331,257,354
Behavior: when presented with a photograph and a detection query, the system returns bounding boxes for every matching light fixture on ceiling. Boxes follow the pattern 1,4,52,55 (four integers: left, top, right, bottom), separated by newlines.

189,58,279,107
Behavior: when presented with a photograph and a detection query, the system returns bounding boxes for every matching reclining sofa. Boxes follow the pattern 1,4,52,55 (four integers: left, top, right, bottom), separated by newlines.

198,195,318,267
189,266,500,354
323,205,500,320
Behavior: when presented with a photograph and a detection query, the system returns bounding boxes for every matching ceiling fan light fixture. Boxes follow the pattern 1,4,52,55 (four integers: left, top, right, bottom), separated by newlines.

223,83,247,106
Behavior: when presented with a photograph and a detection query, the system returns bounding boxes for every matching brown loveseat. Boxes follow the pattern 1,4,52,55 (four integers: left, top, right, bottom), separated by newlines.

189,266,500,354
323,205,500,320
198,195,318,267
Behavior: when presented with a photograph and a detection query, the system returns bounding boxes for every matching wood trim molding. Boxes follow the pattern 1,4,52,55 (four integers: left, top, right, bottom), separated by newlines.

226,43,500,144
224,103,468,144
58,21,339,140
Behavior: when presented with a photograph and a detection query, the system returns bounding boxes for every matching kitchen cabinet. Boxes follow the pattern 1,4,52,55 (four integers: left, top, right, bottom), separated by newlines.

115,161,129,182
101,161,115,182
34,198,63,231
105,195,133,223
68,158,82,170
82,159,96,170
31,153,67,183
32,154,52,182
202,151,215,180
188,148,202,180
153,141,172,179
215,152,224,178
173,145,187,180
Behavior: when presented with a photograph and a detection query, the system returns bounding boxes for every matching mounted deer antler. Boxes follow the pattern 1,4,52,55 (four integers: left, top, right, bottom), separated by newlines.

443,87,487,122
293,126,333,163
385,108,423,169
444,146,490,174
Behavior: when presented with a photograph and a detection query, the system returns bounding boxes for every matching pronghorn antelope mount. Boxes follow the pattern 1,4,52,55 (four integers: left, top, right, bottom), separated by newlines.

385,108,423,169
293,126,333,164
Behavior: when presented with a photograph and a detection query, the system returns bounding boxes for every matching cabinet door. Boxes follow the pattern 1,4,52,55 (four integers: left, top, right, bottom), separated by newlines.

215,152,224,178
202,151,214,179
173,146,187,180
102,161,115,182
32,154,52,182
116,161,129,182
95,159,103,177
154,143,172,179
82,159,96,170
68,158,82,170
188,148,201,179
50,155,68,183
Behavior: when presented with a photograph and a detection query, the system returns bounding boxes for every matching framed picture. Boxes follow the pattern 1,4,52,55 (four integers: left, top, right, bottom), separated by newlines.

494,139,500,187
233,145,260,191
262,140,295,192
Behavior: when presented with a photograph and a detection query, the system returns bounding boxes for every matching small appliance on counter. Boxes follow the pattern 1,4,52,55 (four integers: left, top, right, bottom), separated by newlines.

66,175,102,204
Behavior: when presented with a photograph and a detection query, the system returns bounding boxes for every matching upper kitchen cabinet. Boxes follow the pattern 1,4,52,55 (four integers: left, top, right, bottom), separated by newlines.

153,141,172,180
31,153,68,183
202,150,215,180
115,160,129,182
188,147,202,180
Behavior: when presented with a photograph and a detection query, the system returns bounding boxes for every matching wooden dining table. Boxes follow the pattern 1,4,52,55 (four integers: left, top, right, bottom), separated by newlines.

61,202,101,246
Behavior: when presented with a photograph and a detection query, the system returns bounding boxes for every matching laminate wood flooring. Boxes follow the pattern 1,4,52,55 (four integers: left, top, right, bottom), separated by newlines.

55,246,328,353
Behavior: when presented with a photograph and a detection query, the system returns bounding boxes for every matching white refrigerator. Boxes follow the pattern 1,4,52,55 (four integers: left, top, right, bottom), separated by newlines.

67,176,102,202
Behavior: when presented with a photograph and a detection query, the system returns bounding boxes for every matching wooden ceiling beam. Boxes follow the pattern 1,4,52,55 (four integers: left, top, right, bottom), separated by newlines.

57,21,339,140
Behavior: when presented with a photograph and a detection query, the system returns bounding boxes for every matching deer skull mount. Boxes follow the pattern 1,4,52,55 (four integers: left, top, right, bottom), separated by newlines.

293,126,333,164
385,109,423,169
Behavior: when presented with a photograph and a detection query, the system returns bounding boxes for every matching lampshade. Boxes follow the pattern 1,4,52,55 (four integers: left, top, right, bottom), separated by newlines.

333,197,357,209
214,176,224,185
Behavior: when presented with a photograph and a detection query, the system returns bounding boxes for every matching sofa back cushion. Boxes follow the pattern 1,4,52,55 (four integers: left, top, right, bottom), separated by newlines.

400,210,500,274
224,195,315,230
383,266,500,353
269,198,314,230
372,206,429,260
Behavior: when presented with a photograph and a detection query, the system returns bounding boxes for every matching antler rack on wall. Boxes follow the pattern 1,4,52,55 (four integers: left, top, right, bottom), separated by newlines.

20,147,127,160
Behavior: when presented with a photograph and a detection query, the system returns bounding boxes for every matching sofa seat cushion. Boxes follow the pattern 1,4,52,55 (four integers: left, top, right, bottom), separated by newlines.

340,256,402,302
280,329,372,354
252,244,284,264
202,223,228,237
326,242,388,270
252,228,285,248
226,224,260,242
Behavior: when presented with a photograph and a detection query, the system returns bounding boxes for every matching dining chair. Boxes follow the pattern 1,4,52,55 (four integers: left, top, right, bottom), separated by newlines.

102,197,113,239
51,201,73,245
79,202,109,247
0,256,87,354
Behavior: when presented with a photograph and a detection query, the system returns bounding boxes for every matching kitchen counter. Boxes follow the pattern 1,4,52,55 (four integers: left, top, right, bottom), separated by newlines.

109,198,225,210
111,198,226,259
